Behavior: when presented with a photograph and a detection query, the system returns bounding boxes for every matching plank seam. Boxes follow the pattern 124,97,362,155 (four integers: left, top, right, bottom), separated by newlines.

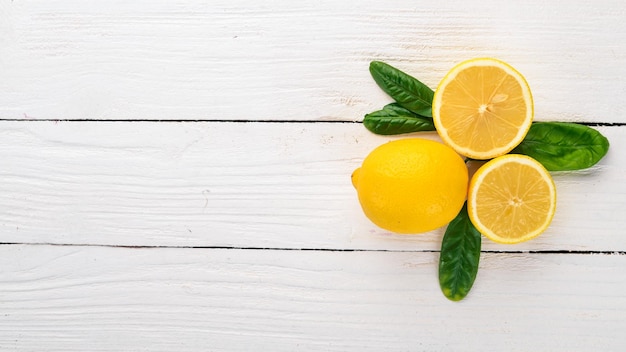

0,119,362,123
0,119,624,126
0,242,623,255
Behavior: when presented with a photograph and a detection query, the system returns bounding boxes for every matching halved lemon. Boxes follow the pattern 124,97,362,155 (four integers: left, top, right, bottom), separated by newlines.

432,58,533,159
468,154,556,244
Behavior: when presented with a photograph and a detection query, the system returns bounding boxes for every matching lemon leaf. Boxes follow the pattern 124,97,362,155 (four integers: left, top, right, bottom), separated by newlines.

363,103,435,135
439,203,481,301
512,122,610,171
369,61,434,117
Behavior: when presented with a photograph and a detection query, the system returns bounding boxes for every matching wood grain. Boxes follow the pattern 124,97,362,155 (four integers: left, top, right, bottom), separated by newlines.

0,121,621,251
2,2,626,351
0,245,623,351
1,0,625,122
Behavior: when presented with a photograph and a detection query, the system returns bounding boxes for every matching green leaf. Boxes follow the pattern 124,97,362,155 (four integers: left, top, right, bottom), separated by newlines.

369,61,434,117
512,122,610,171
439,203,481,301
363,103,435,135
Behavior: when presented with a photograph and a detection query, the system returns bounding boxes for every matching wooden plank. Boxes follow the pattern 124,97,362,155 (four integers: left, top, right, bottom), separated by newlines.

1,0,625,122
0,244,623,351
0,121,622,251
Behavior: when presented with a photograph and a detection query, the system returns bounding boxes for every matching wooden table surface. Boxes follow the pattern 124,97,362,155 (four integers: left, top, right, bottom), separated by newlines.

1,1,625,351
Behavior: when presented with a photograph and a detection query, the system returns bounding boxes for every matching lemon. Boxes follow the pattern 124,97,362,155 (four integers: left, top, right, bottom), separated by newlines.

468,154,557,244
352,138,468,234
432,58,534,159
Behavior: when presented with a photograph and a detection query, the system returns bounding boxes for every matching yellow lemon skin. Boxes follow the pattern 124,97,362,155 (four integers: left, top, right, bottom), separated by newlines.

352,138,469,234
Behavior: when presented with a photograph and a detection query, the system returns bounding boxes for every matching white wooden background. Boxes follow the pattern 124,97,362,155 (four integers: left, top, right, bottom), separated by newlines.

1,1,625,351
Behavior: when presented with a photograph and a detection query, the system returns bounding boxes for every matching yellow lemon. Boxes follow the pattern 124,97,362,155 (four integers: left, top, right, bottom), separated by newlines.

468,154,557,244
352,138,468,233
432,58,533,159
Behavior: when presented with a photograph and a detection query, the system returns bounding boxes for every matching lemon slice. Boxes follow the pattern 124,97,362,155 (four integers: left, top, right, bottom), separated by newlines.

432,58,533,159
468,154,556,244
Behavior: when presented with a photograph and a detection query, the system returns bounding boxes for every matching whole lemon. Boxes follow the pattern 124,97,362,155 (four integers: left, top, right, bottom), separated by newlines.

352,138,468,234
